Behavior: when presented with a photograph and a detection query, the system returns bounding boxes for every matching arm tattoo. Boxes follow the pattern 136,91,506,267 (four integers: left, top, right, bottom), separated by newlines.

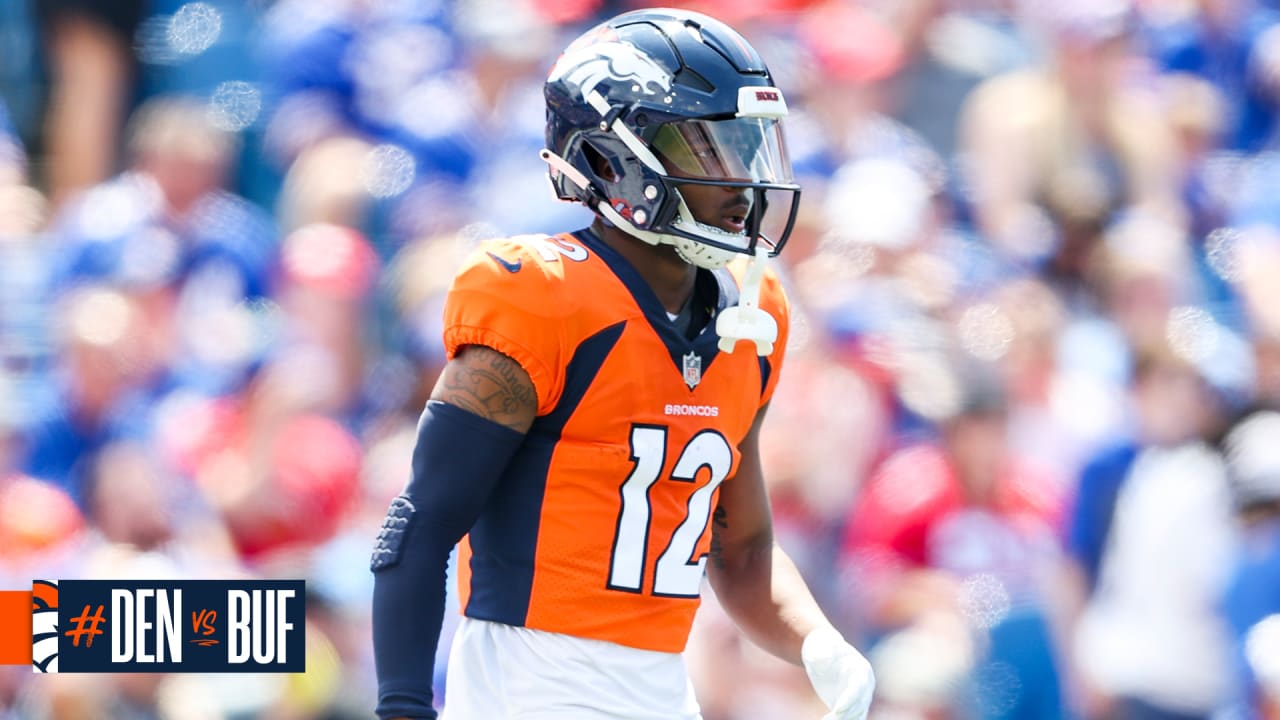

709,505,728,570
433,345,537,431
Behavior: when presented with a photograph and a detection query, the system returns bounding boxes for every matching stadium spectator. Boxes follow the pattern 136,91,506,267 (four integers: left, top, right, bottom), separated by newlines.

957,0,1183,290
1218,409,1280,719
1065,347,1236,720
841,361,1067,719
45,95,277,396
18,286,158,505
0,100,50,478
258,0,482,243
36,0,147,211
20,96,276,509
1142,0,1280,154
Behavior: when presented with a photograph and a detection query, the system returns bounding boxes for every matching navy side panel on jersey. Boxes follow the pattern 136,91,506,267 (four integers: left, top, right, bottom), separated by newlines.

463,322,627,625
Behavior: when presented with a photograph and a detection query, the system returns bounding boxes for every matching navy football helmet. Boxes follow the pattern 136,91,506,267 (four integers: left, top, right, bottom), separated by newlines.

543,9,800,269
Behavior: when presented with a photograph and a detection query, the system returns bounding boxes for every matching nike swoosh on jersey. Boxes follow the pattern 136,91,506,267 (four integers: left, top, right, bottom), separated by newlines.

486,251,522,273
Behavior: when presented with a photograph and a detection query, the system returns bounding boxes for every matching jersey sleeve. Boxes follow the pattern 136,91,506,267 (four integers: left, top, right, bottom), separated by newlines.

757,265,791,408
443,238,566,415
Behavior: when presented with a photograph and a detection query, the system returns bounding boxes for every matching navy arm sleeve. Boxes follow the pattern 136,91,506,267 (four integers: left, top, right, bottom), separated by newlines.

371,400,525,719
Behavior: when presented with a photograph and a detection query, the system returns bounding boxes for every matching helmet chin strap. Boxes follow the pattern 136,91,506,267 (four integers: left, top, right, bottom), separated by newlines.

669,202,742,270
672,239,734,269
716,247,778,356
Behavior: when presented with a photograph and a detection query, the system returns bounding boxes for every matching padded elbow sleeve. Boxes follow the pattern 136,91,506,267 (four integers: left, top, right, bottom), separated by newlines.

371,400,525,719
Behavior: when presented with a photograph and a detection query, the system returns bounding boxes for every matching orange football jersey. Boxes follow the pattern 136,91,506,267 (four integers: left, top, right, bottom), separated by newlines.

442,229,789,653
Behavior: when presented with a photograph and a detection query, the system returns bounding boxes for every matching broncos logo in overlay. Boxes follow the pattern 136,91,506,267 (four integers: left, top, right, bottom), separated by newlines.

32,580,59,673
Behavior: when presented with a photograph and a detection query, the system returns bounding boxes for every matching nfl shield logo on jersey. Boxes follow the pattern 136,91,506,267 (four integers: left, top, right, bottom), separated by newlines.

682,351,702,389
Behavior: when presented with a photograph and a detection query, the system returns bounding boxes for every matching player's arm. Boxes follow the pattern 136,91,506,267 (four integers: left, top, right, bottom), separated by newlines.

707,404,874,720
706,405,826,661
371,345,537,720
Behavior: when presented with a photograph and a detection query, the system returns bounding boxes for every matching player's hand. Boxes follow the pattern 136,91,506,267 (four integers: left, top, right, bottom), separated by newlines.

802,624,875,720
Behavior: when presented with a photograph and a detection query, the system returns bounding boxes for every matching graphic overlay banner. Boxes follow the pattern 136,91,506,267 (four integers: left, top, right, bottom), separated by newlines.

0,590,32,665
22,580,305,673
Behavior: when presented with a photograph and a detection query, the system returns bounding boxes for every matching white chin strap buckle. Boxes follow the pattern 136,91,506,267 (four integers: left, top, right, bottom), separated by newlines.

716,248,778,356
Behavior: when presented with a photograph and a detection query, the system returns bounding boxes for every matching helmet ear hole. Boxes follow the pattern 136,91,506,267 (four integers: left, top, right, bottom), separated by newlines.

582,141,620,183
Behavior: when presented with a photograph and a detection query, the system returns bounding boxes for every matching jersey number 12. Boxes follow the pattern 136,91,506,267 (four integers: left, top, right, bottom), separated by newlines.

607,425,732,598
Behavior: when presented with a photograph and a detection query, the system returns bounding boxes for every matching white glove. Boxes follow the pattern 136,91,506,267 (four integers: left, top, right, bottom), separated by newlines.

802,625,875,720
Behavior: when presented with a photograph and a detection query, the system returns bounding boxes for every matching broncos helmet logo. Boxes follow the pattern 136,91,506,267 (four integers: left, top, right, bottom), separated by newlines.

549,40,673,98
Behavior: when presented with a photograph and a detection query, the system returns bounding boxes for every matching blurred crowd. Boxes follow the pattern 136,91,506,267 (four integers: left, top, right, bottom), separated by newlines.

2,0,1280,718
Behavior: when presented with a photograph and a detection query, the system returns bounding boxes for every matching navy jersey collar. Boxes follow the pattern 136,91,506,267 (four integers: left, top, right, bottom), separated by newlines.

572,228,738,384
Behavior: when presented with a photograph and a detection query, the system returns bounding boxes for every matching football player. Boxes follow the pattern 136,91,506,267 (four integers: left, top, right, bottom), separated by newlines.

372,9,874,719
